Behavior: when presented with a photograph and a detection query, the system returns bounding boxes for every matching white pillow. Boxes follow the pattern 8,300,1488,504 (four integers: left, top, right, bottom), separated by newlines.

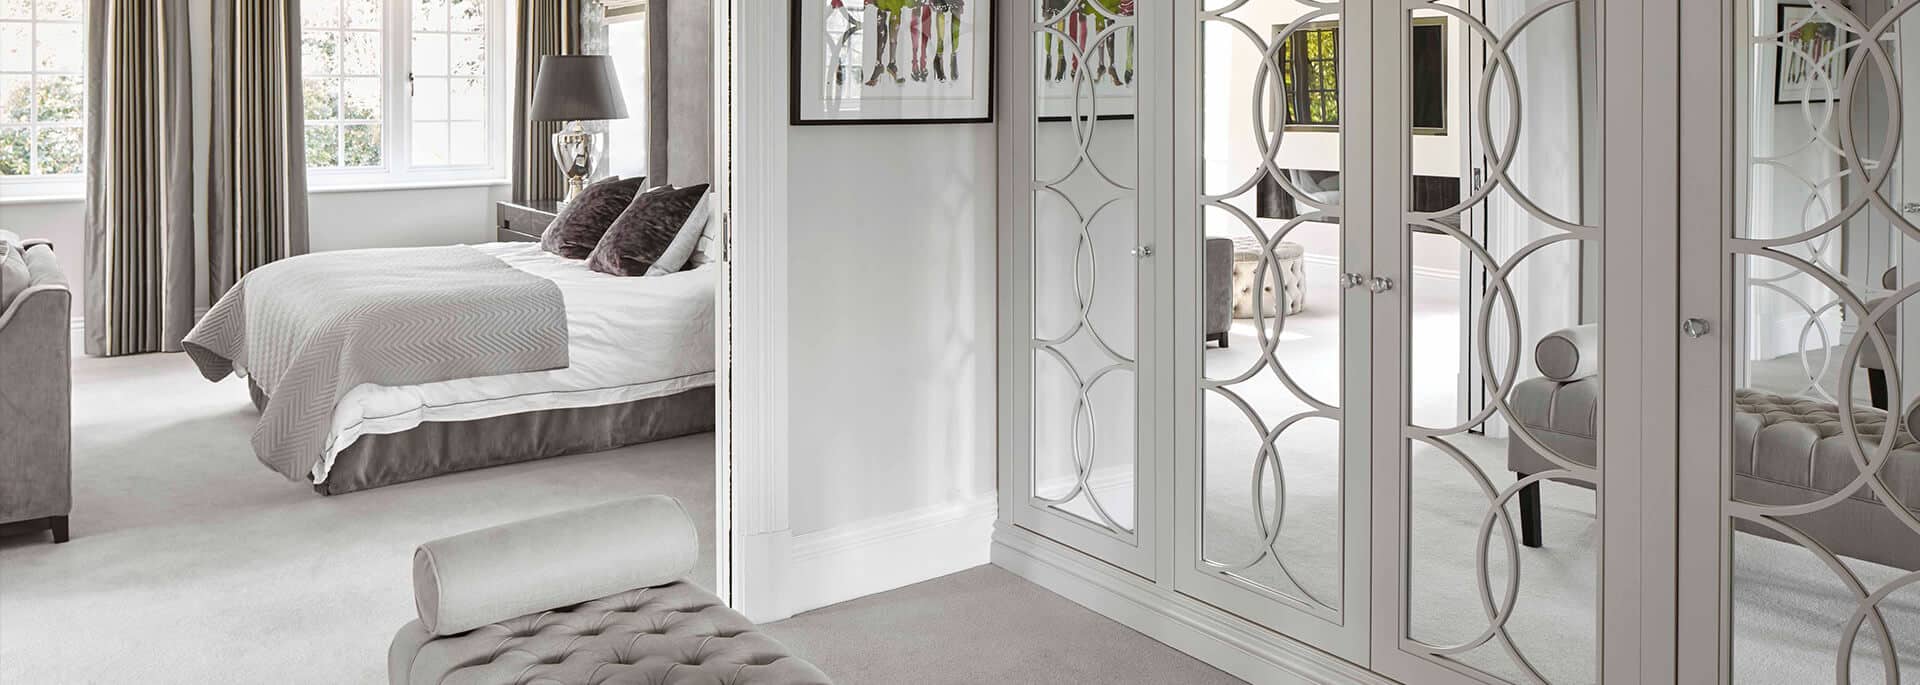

687,198,724,267
644,191,713,276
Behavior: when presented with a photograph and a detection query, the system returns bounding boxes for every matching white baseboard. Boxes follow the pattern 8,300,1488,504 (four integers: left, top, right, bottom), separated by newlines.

993,526,1393,685
783,493,998,616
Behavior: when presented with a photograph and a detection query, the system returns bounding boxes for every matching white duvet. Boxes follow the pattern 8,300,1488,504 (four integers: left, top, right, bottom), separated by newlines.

312,242,718,483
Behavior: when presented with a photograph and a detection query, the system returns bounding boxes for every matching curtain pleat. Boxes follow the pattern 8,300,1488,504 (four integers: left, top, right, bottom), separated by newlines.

208,1,310,304
83,0,194,357
513,0,585,201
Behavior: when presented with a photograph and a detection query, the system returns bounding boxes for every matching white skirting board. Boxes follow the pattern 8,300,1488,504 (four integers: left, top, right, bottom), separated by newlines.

992,525,1394,685
783,493,998,616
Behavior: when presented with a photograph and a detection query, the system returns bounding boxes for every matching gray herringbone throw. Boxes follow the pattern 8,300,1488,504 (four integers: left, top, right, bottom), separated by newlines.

184,246,569,481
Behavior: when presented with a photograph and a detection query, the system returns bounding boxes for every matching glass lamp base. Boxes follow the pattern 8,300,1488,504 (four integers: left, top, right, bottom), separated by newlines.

552,123,605,205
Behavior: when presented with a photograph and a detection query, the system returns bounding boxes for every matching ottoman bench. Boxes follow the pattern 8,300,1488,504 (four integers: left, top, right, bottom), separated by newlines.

390,497,831,684
1509,326,1920,571
1228,235,1306,319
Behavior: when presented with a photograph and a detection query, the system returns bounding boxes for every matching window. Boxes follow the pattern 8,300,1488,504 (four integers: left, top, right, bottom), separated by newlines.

304,0,385,168
1271,17,1448,134
301,0,503,185
1278,22,1339,129
0,0,85,186
409,0,489,167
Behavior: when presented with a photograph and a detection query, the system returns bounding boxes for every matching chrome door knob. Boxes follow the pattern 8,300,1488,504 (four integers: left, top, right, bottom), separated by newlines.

1683,317,1712,338
1129,245,1155,258
1368,276,1395,294
1340,272,1365,289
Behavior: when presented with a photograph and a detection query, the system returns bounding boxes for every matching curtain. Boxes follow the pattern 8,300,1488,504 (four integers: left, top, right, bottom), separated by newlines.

513,0,585,201
83,0,194,356
208,2,310,302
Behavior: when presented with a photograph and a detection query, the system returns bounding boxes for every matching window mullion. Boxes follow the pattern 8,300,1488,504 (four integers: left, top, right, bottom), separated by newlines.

389,0,409,173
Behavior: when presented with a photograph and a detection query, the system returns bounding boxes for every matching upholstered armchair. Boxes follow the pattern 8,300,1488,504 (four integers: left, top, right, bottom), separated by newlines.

0,232,72,543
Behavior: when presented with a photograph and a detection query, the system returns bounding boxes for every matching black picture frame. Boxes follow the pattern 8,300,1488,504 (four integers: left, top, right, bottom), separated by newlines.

789,0,996,126
1773,4,1846,105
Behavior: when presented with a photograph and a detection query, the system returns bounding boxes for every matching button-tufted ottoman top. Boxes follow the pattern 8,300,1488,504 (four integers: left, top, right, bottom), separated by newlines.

390,582,831,685
1732,389,1920,510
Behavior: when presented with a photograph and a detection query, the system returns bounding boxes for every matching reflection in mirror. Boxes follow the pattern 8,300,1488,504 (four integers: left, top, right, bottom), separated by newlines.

1730,2,1920,682
1197,0,1348,614
1031,0,1140,534
1399,1,1600,683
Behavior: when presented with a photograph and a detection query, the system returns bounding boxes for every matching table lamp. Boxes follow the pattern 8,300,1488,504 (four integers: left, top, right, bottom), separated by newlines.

528,55,629,204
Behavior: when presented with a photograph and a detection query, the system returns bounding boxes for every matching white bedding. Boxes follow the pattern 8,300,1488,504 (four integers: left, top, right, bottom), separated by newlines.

312,242,718,483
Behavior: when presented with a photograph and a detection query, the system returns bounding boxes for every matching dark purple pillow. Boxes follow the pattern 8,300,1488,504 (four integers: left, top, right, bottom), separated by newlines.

538,176,648,259
587,184,710,277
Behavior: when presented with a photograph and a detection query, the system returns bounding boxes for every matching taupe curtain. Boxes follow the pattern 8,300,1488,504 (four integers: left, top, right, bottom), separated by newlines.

208,2,309,301
83,0,194,356
513,0,585,201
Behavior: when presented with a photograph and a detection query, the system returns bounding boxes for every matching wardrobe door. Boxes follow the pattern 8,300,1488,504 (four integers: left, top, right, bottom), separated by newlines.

1681,1,1920,682
1368,1,1656,682
1171,0,1375,662
1003,0,1164,576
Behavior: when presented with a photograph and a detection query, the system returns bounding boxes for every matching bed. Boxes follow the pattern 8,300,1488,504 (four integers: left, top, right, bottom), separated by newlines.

189,241,717,495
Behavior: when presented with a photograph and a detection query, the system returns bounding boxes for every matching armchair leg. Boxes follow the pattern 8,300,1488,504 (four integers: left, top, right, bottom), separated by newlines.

1206,332,1229,348
49,516,68,543
1517,478,1543,549
1870,368,1890,411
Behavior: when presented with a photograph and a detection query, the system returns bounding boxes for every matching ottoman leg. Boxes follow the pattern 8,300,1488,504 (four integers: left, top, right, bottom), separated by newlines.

49,516,68,543
1517,478,1543,548
1870,368,1890,411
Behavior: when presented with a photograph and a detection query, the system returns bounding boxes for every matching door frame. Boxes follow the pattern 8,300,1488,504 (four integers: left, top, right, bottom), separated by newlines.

718,0,797,623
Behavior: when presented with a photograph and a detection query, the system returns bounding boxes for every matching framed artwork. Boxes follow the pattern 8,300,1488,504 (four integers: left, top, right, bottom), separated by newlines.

1774,4,1845,105
1035,1,1136,122
791,0,994,125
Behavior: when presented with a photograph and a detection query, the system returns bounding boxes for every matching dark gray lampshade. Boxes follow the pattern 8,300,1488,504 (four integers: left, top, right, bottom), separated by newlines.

529,55,629,122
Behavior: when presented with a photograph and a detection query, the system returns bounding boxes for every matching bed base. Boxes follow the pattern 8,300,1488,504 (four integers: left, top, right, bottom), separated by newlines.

282,386,715,496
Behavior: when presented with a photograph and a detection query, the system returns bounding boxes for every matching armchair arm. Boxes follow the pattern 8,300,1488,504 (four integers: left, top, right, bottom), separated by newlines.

411,495,698,636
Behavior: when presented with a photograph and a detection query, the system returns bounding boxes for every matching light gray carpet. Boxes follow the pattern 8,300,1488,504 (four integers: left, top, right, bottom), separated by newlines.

763,565,1243,685
0,349,716,684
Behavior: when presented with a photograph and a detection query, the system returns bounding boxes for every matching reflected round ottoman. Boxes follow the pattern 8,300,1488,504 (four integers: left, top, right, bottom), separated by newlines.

1229,236,1306,318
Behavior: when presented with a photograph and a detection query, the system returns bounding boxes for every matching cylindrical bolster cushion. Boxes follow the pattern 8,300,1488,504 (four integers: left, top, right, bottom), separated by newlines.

1535,324,1599,382
413,496,698,636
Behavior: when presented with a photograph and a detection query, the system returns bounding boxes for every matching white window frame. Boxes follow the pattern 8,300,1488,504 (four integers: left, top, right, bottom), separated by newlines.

306,0,512,191
0,3,87,202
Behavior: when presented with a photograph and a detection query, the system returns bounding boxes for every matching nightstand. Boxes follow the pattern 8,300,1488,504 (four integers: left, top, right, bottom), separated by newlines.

497,200,561,243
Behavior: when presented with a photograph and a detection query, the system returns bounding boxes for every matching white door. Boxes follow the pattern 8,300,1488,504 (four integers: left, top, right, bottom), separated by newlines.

1170,0,1374,662
1001,0,1165,577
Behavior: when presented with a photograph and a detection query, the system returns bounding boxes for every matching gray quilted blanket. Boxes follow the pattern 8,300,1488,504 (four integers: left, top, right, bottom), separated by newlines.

183,246,569,481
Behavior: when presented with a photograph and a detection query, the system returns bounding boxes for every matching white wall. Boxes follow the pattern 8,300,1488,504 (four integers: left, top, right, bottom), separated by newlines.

783,123,997,537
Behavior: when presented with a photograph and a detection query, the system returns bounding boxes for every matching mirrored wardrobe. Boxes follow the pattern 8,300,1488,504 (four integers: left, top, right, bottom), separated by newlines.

1001,0,1920,682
